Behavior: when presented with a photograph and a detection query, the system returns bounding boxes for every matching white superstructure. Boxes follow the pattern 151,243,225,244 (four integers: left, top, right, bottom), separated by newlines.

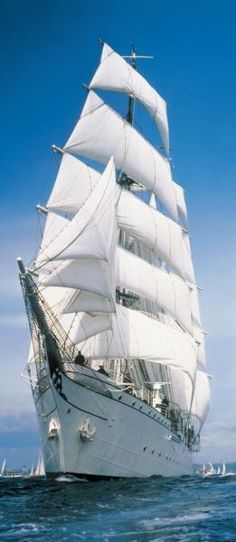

18,42,210,478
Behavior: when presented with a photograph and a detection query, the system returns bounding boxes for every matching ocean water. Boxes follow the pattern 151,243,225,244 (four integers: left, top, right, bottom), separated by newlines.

1,469,236,541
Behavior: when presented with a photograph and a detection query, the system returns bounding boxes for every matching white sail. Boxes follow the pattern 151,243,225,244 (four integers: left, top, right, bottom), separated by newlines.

193,325,206,368
60,311,112,343
18,43,209,479
167,366,193,413
38,285,75,317
47,153,100,213
74,305,197,382
190,285,202,327
64,91,178,221
41,246,192,333
183,234,196,285
43,153,194,286
40,258,114,302
149,192,157,208
117,188,195,283
36,212,69,265
116,247,192,333
191,370,210,425
34,451,45,477
44,156,193,283
36,156,117,266
174,181,188,228
0,458,6,476
63,290,115,314
89,42,169,153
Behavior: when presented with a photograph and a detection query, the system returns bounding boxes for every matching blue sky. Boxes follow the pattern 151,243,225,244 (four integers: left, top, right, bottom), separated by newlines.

1,0,236,468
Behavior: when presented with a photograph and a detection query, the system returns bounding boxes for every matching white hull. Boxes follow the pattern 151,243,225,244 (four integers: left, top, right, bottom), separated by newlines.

35,367,193,478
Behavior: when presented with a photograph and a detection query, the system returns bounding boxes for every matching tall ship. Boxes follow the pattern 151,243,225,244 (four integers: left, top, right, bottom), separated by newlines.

17,42,210,478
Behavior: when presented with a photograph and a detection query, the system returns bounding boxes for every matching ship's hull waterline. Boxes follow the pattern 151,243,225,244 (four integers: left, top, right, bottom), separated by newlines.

36,367,192,478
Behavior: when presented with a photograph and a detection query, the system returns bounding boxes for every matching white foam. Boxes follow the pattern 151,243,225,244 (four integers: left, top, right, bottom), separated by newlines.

55,474,87,483
140,511,209,530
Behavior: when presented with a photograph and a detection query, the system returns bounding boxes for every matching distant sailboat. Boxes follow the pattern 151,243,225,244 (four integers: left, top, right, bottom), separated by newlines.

221,464,235,477
29,463,35,477
200,462,216,477
34,451,45,477
221,462,226,476
200,461,235,478
0,458,6,477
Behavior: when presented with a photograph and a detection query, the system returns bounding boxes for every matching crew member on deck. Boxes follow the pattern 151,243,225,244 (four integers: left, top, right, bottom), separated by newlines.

97,365,109,377
74,350,85,366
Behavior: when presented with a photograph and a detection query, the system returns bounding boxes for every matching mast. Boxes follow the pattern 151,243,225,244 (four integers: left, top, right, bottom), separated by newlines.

123,45,154,126
118,45,138,306
125,45,136,125
118,45,155,192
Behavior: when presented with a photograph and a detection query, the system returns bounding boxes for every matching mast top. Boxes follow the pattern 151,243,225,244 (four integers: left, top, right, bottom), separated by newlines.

122,45,154,69
122,54,154,60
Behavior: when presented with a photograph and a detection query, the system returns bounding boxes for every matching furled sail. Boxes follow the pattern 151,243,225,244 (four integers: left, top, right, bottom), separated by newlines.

89,42,169,153
63,91,178,221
